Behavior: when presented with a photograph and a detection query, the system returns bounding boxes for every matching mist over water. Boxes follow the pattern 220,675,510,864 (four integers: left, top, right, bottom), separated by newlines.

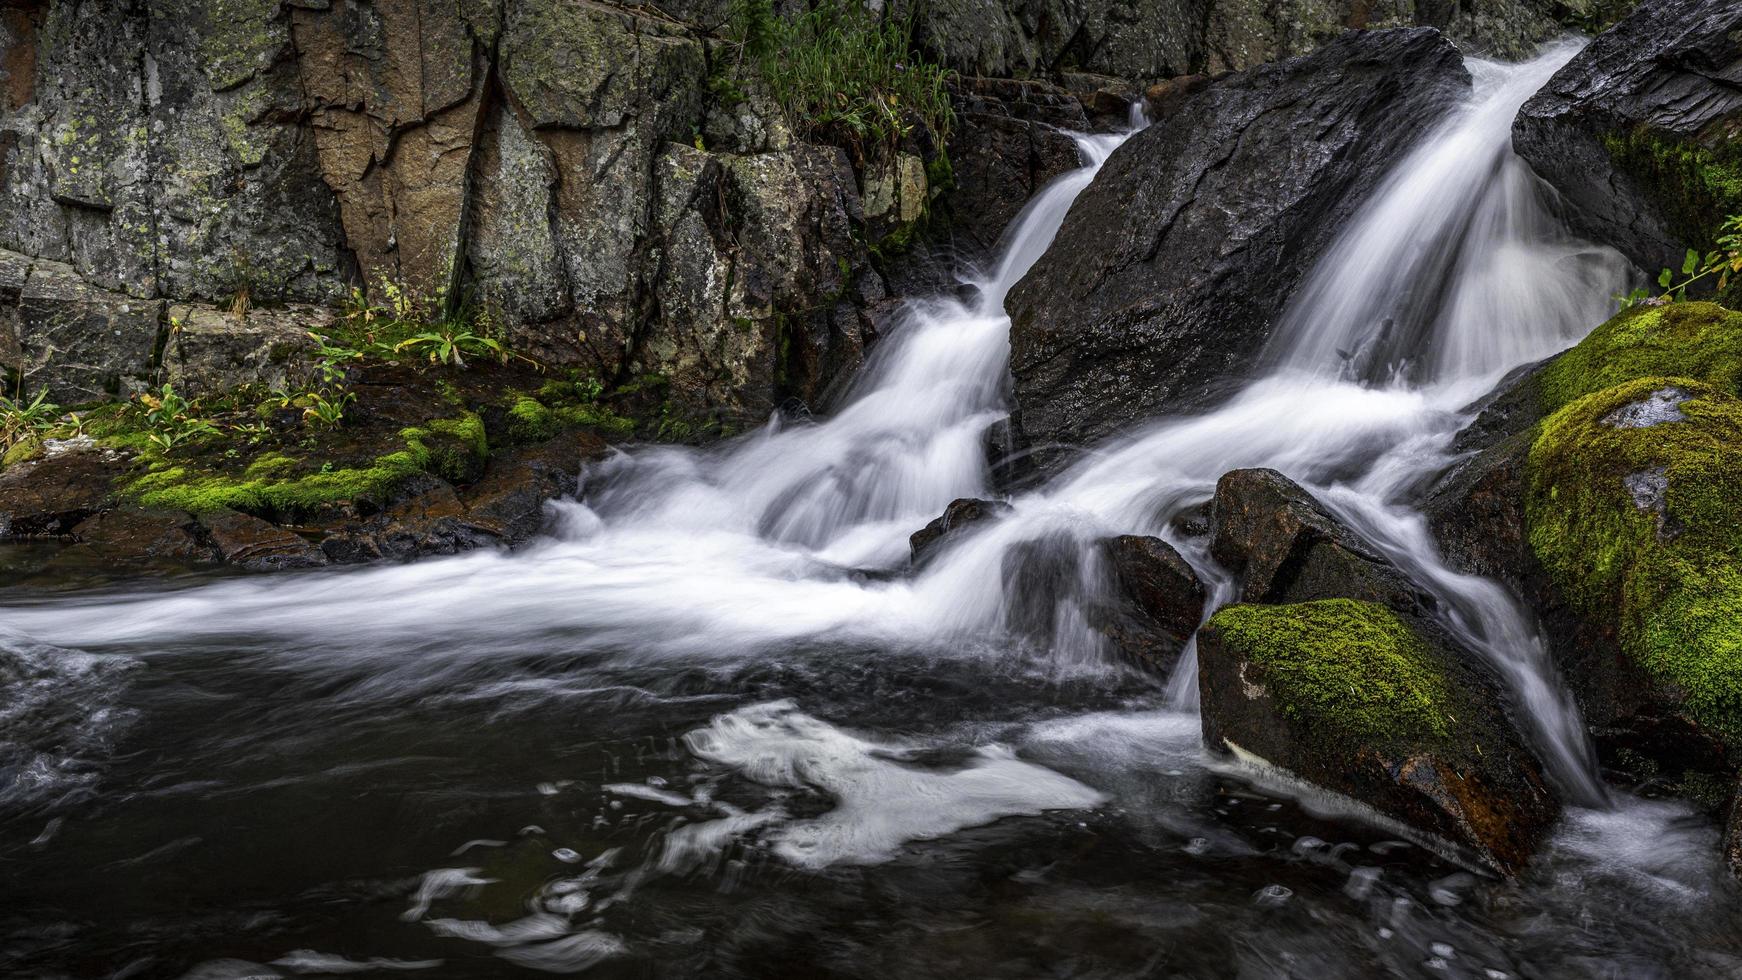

4,45,1741,980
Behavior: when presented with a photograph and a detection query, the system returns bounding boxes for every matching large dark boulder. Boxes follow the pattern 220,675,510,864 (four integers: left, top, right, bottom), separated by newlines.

1006,29,1470,473
1198,598,1559,874
1512,0,1742,292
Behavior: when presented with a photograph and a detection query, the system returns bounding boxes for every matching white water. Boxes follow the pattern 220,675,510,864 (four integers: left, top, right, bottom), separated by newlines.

1,49,1633,852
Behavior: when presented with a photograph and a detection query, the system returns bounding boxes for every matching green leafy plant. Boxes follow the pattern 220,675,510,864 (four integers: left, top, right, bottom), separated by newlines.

1,388,60,454
302,389,355,428
1621,215,1742,309
394,329,504,369
137,384,219,452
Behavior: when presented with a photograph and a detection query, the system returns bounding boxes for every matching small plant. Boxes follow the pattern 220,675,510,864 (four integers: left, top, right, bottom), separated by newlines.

1,388,60,454
137,384,219,452
1620,214,1742,309
394,329,504,369
302,389,355,428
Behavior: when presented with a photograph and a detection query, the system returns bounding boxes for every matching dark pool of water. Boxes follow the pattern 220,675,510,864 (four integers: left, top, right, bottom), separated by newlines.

2,561,1741,980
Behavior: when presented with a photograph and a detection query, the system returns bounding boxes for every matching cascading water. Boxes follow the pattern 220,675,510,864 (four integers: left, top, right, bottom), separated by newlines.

6,45,1741,980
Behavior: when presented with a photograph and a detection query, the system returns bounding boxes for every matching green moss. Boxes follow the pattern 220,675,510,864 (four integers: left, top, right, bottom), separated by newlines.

1,436,42,469
504,391,635,444
1526,376,1742,745
1601,128,1742,255
1535,303,1742,414
120,412,488,517
1205,599,1457,747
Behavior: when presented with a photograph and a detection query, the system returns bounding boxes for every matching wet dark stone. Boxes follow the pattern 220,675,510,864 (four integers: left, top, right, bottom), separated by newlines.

0,448,128,538
1086,534,1206,671
910,497,1013,568
70,508,209,563
1210,468,1432,615
1512,0,1742,285
199,509,328,572
1006,29,1471,473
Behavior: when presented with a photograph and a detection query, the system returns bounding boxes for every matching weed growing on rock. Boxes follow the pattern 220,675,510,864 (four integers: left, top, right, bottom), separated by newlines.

0,388,59,460
137,384,220,453
726,0,954,153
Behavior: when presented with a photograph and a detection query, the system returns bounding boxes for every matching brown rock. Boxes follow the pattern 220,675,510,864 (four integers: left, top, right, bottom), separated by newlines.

200,509,327,572
70,508,209,563
0,446,126,538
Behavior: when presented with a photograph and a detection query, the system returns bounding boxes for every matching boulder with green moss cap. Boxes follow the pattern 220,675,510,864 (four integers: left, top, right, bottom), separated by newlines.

1428,303,1742,777
1198,598,1559,874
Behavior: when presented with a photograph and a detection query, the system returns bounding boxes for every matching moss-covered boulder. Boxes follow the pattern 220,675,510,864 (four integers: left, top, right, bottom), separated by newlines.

1428,305,1742,770
1198,599,1559,874
1526,376,1742,754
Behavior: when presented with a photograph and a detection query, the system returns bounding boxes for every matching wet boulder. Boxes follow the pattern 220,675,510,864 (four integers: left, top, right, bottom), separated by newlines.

910,497,1013,567
1197,598,1559,874
1522,376,1742,773
1426,303,1742,792
1512,0,1742,293
1211,468,1433,616
997,528,1205,672
1006,29,1470,473
461,432,610,547
198,509,327,573
1086,534,1206,669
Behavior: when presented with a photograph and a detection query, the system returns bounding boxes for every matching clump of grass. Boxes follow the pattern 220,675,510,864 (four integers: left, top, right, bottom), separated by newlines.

724,0,954,155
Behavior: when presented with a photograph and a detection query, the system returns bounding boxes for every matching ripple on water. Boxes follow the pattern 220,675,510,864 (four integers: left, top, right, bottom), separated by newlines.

0,628,141,815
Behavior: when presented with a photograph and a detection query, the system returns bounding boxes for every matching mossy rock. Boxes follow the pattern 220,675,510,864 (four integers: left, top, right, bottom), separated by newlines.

1198,598,1558,874
120,411,489,522
1526,375,1742,750
1535,302,1742,415
1204,600,1460,752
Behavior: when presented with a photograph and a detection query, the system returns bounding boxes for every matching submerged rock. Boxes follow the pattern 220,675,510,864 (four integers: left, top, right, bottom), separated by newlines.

910,497,1013,567
1006,29,1469,473
1512,0,1742,291
1198,598,1558,874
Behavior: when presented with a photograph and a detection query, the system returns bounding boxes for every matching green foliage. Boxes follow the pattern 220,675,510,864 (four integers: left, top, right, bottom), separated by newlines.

1535,302,1742,414
136,384,220,453
725,0,954,152
1657,215,1742,301
122,412,489,517
1525,376,1742,747
0,388,60,459
394,329,505,369
1205,599,1458,747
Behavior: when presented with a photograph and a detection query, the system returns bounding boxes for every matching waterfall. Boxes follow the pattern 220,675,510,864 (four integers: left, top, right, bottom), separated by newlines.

1,50,1624,803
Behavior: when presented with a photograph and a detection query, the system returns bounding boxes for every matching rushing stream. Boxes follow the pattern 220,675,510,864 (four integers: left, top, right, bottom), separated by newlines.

4,44,1742,980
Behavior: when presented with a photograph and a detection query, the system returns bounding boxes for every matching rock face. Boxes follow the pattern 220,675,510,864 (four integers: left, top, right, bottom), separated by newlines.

1512,0,1742,288
1198,598,1558,874
1006,29,1470,472
896,0,1597,81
